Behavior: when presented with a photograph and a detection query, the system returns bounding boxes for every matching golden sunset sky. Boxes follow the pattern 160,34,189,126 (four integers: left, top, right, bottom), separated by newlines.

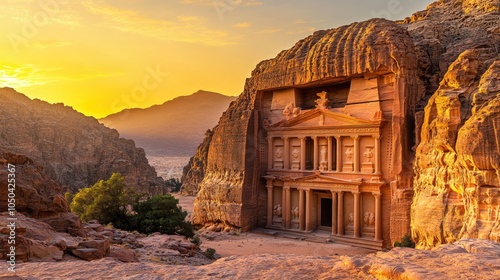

0,0,433,118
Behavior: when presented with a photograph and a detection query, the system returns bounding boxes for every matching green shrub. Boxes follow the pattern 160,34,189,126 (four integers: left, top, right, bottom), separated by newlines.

165,178,182,192
205,248,216,259
133,195,194,238
70,173,139,229
394,234,415,248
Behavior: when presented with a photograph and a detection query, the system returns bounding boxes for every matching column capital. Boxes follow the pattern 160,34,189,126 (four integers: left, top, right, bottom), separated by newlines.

351,135,359,140
352,191,360,196
372,192,382,198
330,190,338,194
283,186,290,190
334,135,341,140
311,135,318,140
373,134,382,140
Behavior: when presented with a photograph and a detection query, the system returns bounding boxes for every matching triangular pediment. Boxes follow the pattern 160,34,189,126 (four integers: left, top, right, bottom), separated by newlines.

270,108,379,129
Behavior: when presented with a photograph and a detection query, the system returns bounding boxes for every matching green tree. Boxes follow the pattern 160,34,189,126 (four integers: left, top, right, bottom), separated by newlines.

70,173,139,229
133,195,194,237
165,178,182,192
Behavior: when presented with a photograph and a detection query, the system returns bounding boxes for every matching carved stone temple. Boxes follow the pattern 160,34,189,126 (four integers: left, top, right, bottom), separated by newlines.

185,1,500,251
262,76,392,249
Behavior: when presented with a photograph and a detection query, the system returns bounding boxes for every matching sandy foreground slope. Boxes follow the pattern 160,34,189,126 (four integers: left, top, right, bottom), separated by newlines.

1,238,499,280
1,196,499,279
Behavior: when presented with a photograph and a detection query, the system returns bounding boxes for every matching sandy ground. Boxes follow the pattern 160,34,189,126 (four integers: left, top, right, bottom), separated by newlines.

174,195,374,258
0,196,498,279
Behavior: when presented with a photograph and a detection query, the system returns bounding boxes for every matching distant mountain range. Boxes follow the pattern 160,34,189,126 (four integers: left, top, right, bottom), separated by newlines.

99,90,236,157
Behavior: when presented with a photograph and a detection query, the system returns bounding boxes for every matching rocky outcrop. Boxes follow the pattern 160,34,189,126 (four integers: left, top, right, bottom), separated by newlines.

0,88,165,194
409,0,500,249
180,129,214,196
191,18,423,231
0,151,84,237
412,54,500,248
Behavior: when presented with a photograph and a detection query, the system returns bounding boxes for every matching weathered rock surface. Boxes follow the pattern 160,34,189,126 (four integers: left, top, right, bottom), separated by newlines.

180,129,214,196
100,90,235,157
0,213,80,262
0,151,85,237
409,0,500,248
1,239,499,279
0,88,165,194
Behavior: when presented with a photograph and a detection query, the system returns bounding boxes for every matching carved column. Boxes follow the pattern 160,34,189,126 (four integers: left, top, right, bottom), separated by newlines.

268,136,274,169
305,189,312,231
353,136,359,173
353,192,360,238
335,136,341,172
284,137,290,170
284,186,291,229
327,136,333,171
373,135,381,175
299,189,305,231
281,186,286,228
337,191,344,235
313,136,318,170
266,179,274,227
374,193,382,241
331,190,338,235
300,137,306,171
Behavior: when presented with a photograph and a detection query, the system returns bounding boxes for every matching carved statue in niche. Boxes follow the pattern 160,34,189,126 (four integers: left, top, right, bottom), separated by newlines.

283,102,301,120
369,212,375,226
273,204,282,218
348,213,354,225
283,103,293,120
364,212,375,227
319,146,328,171
345,147,353,159
275,148,284,159
364,147,374,162
292,107,301,117
315,91,330,109
364,212,370,226
292,148,300,159
292,207,299,220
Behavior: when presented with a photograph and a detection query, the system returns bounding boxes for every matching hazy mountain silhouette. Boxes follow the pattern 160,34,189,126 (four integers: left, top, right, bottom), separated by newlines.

100,90,236,157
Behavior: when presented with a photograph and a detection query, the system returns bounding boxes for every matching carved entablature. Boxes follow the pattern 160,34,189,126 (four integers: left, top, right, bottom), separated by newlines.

270,173,383,194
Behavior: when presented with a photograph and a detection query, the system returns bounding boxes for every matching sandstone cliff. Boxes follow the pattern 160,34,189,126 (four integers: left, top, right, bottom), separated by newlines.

100,90,235,157
408,0,500,248
180,129,214,196
0,88,165,194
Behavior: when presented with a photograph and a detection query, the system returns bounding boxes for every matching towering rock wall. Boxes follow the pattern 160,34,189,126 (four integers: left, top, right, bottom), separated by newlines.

0,88,165,194
192,18,424,236
408,0,500,248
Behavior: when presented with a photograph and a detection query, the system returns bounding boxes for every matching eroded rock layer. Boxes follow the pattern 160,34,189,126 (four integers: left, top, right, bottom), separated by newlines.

0,88,165,194
409,0,500,248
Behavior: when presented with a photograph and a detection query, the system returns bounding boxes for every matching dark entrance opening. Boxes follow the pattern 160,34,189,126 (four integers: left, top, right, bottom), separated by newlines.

320,198,332,227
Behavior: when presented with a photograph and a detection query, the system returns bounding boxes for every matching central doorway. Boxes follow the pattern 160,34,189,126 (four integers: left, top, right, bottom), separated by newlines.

320,198,332,227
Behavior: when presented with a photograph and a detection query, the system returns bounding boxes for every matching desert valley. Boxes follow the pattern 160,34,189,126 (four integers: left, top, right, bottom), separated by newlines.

1,0,500,279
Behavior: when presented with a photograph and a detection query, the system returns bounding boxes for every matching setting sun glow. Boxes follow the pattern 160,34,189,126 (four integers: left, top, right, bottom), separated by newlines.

0,0,433,118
